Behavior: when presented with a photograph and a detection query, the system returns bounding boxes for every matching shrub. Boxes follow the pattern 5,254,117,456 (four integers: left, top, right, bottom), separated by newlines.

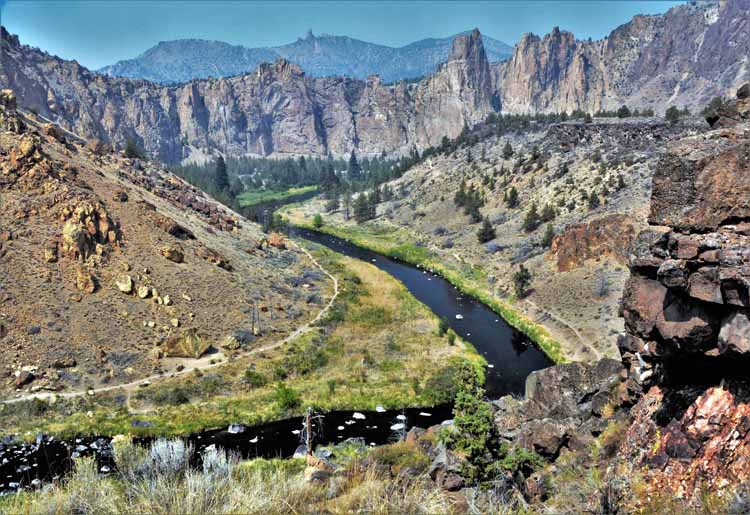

313,213,323,228
541,224,555,248
244,369,267,388
275,383,301,410
438,316,450,337
124,138,146,159
477,217,496,243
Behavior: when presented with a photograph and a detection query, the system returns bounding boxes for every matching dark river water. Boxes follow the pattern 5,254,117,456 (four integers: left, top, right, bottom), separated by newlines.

294,228,551,398
0,225,551,494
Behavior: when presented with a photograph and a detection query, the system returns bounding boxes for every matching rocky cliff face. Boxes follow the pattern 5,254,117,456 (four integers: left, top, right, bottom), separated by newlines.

495,0,749,114
614,84,750,500
0,27,496,163
2,1,746,163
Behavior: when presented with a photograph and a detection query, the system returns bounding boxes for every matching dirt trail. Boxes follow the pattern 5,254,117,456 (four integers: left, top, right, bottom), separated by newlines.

522,299,603,361
3,244,338,405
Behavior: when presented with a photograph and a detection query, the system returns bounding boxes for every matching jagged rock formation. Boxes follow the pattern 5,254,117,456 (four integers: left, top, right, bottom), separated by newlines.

1,1,746,163
495,0,749,114
615,84,750,499
98,31,513,84
0,93,322,397
0,27,497,163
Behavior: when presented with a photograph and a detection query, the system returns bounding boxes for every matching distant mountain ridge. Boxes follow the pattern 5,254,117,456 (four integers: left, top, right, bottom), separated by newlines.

2,0,747,164
97,30,513,84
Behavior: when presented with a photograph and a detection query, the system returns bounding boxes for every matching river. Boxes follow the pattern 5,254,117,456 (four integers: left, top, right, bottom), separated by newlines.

0,224,551,493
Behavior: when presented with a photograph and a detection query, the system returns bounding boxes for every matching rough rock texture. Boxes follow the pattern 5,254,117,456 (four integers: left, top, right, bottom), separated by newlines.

613,86,750,500
620,87,750,386
0,99,323,396
620,384,750,500
2,0,747,163
550,214,637,272
493,359,623,458
0,27,496,163
495,0,749,115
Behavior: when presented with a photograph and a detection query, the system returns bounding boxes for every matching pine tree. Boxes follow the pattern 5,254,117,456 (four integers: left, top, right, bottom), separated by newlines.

348,150,361,179
342,191,352,221
214,155,230,193
505,186,519,208
502,141,514,159
313,213,323,229
353,193,370,223
477,217,496,243
540,203,556,223
522,202,541,232
513,264,532,298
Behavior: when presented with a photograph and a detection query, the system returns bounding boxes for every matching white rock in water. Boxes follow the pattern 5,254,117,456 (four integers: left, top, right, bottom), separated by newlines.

396,414,406,421
375,406,386,412
455,314,464,320
337,426,345,431
100,466,111,473
292,429,300,435
419,412,431,417
390,423,405,431
249,437,259,443
228,424,246,434
345,420,355,425
352,412,366,420
487,364,495,369
441,419,454,426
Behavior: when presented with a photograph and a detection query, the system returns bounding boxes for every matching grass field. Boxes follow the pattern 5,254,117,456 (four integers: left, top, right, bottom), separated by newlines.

0,246,482,439
237,185,318,207
281,204,565,364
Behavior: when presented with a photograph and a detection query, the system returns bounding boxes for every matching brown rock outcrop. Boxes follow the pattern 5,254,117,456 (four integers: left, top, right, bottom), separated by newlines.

613,85,750,501
549,214,637,272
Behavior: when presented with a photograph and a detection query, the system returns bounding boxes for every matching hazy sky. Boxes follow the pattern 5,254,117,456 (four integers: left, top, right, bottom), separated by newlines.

2,0,683,70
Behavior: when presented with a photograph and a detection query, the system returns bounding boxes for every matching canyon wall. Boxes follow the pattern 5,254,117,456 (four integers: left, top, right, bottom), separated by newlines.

1,1,747,163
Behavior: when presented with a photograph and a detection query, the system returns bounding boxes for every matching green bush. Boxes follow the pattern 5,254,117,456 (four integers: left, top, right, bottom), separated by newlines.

274,383,301,410
244,369,267,388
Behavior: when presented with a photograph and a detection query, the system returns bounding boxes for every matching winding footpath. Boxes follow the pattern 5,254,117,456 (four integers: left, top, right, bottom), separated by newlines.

2,244,339,405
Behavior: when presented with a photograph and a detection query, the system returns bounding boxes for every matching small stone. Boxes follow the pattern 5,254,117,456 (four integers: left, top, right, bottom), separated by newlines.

147,321,155,328
75,267,96,294
171,318,180,328
121,262,131,271
160,244,184,263
162,295,172,306
14,370,35,387
182,294,192,302
137,285,150,299
116,275,134,294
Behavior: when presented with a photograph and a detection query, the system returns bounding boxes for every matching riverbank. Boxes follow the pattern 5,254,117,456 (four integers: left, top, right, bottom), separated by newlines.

282,205,564,364
237,185,318,207
0,246,482,440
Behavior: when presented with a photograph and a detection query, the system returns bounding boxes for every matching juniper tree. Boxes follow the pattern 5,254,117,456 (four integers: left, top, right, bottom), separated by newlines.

477,217,496,243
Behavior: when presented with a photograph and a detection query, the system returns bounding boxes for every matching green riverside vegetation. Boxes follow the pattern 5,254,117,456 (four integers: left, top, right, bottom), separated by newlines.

282,210,565,364
0,246,483,440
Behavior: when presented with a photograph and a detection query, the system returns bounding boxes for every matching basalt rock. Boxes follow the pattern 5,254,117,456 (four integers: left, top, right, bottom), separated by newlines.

549,214,637,272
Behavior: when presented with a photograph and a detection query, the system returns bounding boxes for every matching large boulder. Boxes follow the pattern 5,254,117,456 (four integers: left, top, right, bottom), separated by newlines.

163,328,211,358
718,311,750,354
428,443,467,491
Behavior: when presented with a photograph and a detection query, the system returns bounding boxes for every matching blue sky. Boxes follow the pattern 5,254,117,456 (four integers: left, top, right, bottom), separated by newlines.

2,1,682,70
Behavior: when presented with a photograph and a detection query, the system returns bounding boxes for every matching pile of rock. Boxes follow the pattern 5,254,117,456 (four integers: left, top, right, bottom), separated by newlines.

619,85,750,391
614,85,750,498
